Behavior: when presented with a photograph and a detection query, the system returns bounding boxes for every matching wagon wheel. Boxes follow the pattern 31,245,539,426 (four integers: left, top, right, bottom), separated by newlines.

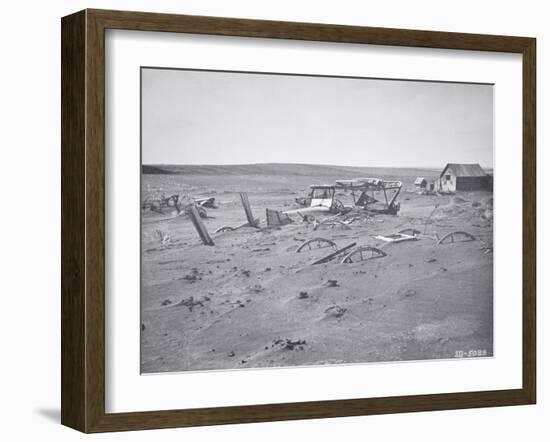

296,237,338,253
164,194,179,207
330,199,345,214
149,201,164,214
214,226,235,234
437,231,476,245
398,228,421,236
196,206,207,218
298,213,316,223
341,246,387,263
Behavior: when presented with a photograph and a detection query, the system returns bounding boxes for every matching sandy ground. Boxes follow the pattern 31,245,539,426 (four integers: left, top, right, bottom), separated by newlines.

141,173,493,373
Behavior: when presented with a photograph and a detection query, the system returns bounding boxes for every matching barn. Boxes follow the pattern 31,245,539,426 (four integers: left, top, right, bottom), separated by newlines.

414,177,427,189
437,163,488,192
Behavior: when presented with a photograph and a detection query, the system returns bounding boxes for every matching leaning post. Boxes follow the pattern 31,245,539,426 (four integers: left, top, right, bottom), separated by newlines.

239,192,258,228
186,205,215,246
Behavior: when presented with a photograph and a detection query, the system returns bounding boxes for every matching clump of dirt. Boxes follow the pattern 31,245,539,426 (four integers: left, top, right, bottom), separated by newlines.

250,284,264,293
298,291,309,299
180,268,202,283
326,280,339,288
324,305,346,318
272,338,307,350
175,296,208,311
227,299,246,308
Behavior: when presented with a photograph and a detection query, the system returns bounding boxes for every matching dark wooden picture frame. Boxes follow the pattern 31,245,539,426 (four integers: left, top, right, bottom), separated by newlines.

61,9,536,433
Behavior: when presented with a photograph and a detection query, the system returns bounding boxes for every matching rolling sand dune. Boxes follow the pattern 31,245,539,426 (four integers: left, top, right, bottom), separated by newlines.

140,167,493,373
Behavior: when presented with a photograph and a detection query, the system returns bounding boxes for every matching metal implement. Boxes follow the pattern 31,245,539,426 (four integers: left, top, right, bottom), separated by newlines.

437,231,476,245
341,246,387,263
374,233,417,243
335,178,403,215
311,242,357,265
296,237,337,253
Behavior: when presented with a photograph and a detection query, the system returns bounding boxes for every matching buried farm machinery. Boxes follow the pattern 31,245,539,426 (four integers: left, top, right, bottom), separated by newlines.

293,178,403,216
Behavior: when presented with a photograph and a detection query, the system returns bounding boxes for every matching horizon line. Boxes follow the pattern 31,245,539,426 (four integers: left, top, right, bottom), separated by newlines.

142,161,493,170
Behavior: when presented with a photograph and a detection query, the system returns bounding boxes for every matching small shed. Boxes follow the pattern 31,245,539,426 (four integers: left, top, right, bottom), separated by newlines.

437,163,488,192
414,177,427,189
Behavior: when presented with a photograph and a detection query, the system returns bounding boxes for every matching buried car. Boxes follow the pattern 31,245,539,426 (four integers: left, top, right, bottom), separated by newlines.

287,184,345,216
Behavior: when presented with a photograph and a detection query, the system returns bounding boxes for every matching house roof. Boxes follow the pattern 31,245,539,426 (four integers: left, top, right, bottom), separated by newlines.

441,163,487,178
414,177,427,184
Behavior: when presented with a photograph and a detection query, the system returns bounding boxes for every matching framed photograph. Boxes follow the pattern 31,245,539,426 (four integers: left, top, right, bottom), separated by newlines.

61,9,536,433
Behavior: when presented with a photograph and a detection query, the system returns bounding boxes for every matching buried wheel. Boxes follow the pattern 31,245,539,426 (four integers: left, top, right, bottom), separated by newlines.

341,246,387,263
437,231,476,245
214,226,235,234
195,206,208,218
296,237,338,253
298,213,316,223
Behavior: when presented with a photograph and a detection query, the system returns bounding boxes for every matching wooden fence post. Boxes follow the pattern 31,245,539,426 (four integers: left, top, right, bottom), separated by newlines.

187,205,214,246
239,192,258,228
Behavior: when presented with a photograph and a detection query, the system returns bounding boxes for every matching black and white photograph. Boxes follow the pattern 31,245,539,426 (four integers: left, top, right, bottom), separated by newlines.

140,67,494,374
1,0,542,438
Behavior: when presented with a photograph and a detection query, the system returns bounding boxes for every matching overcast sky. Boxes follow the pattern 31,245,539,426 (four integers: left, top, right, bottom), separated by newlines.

141,68,493,168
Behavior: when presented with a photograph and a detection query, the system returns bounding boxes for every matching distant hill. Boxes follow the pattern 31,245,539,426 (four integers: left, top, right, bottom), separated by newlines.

142,165,173,174
142,163,440,178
